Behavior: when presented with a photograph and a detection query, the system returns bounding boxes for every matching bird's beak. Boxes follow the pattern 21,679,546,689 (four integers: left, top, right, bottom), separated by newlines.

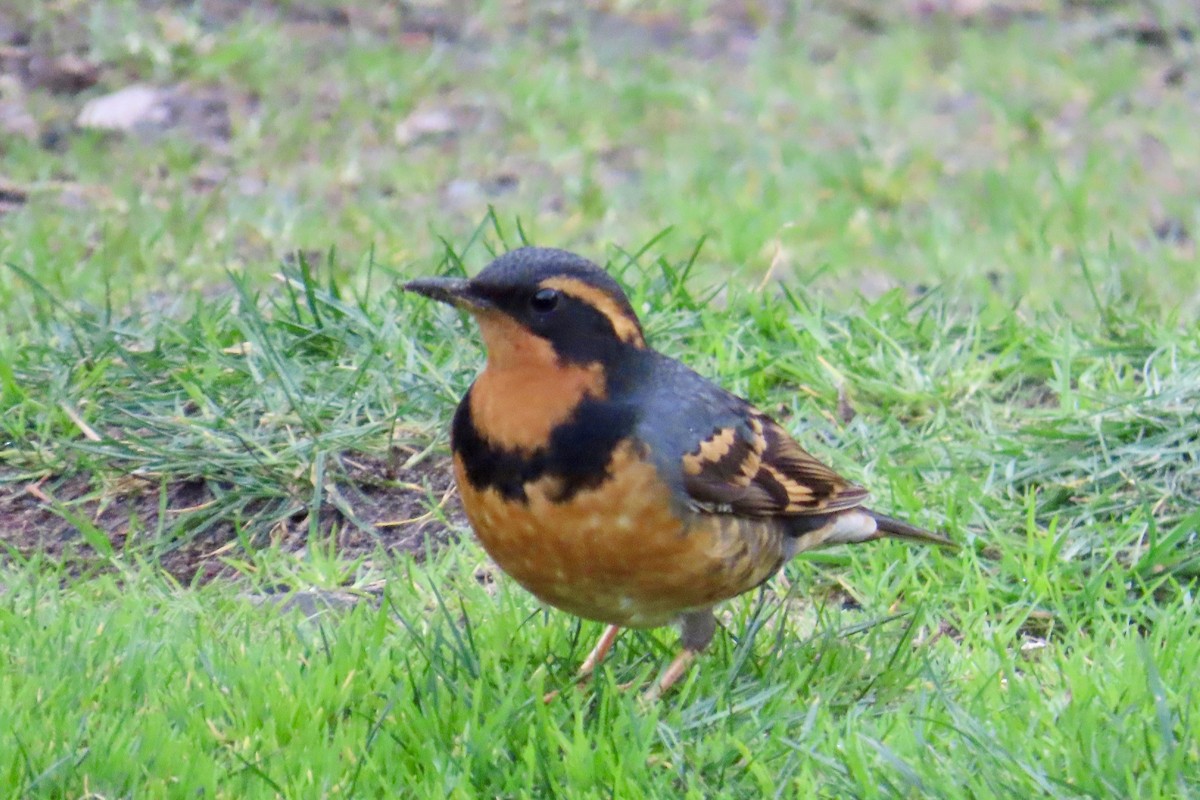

403,276,493,311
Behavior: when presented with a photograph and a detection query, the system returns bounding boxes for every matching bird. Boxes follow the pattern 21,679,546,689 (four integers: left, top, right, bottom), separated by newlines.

405,246,954,699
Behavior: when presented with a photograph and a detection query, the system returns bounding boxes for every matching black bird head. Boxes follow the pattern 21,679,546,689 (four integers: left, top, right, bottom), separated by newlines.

405,247,645,368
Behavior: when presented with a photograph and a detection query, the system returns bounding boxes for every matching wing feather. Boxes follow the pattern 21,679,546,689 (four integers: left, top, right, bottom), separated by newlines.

682,410,867,517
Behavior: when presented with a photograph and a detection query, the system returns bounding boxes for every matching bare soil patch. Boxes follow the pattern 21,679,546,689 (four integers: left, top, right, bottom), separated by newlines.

0,453,464,583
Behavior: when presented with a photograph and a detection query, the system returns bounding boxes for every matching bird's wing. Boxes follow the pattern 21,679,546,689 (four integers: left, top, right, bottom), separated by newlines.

680,410,869,517
624,352,869,518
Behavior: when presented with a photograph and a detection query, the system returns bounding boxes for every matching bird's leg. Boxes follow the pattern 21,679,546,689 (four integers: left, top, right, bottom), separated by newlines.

543,624,622,703
642,610,716,702
577,623,621,678
641,649,698,702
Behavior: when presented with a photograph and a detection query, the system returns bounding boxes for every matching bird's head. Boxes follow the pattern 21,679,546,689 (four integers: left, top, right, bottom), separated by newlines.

405,247,645,370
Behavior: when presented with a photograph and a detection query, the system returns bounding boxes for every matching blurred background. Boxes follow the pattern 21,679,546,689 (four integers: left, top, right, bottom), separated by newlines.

2,0,1198,316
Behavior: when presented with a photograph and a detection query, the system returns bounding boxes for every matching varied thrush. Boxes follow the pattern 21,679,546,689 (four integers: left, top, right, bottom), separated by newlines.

406,247,953,698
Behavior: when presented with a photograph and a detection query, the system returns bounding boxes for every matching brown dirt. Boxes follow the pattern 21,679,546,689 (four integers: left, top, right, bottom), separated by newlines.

0,453,465,583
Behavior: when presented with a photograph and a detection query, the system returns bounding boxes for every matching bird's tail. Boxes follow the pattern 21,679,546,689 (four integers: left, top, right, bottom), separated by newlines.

867,509,958,549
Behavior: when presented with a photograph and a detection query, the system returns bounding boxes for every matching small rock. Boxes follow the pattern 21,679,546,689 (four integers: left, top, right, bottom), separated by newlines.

394,102,499,147
77,84,169,132
394,105,458,146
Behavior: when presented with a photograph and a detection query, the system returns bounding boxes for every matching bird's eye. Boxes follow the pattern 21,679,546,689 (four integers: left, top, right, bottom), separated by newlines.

530,288,560,313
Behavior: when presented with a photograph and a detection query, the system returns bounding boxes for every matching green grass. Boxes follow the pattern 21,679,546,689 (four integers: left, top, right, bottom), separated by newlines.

2,1,1199,797
3,520,1198,797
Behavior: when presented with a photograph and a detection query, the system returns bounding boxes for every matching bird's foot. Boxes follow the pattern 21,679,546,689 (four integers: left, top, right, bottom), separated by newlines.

542,624,621,703
640,648,698,703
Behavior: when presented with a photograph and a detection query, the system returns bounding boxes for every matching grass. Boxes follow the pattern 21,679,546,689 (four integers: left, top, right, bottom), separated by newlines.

2,1,1199,797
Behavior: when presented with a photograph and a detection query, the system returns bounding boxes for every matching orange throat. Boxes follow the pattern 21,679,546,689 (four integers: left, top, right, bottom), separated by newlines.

466,309,606,451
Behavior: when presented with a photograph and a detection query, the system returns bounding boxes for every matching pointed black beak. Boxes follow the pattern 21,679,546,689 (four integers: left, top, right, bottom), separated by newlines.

403,276,493,310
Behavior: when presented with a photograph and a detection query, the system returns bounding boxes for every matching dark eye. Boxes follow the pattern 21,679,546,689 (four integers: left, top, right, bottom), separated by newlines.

530,288,560,313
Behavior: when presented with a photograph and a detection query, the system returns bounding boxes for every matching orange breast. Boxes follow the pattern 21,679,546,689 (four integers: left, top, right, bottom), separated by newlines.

454,441,788,628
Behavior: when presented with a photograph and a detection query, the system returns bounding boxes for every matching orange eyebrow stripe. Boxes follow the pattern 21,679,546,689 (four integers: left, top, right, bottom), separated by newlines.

540,276,645,346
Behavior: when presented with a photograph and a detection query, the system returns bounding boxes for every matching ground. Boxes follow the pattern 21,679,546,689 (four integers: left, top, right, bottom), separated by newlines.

1,1,1198,797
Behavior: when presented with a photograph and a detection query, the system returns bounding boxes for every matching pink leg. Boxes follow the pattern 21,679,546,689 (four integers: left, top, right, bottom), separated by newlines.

543,624,622,702
641,610,716,701
642,648,699,702
577,624,621,677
